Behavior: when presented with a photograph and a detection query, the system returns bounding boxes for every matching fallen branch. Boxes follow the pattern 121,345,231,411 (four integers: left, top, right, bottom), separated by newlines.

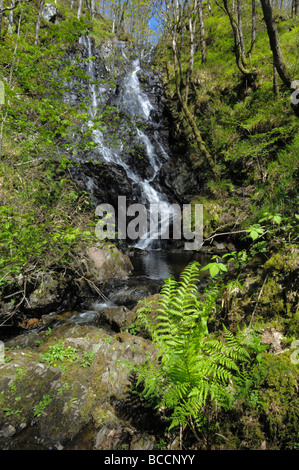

204,229,249,243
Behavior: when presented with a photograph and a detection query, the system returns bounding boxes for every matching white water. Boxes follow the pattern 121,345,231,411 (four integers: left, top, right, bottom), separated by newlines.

79,36,98,116
121,59,153,120
81,37,173,250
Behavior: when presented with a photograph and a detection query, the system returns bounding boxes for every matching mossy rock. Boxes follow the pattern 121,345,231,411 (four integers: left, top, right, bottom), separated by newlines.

215,351,299,450
264,245,299,278
0,322,156,449
259,278,285,317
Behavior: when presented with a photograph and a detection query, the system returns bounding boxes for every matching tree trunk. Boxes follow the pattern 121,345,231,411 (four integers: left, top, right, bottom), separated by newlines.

0,0,3,38
77,0,83,19
236,0,246,59
273,64,279,96
249,0,256,56
10,4,22,84
222,0,252,75
260,0,292,88
8,1,15,35
34,0,45,45
185,0,197,102
171,40,220,180
198,0,207,63
91,0,95,17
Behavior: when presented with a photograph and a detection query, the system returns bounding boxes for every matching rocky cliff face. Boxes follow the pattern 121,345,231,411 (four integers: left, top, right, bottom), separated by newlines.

64,36,204,243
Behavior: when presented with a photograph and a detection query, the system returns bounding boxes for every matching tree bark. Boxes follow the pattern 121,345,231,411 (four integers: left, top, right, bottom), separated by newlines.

0,0,3,37
260,0,292,88
198,0,207,63
249,0,256,56
185,0,198,102
34,0,45,45
221,0,252,76
292,0,299,16
236,0,245,59
10,3,22,84
273,64,279,96
171,41,220,180
90,0,95,17
8,1,15,35
77,0,83,20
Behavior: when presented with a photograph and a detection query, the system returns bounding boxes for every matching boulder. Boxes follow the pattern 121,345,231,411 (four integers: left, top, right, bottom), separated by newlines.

93,305,135,332
42,4,58,22
83,243,133,283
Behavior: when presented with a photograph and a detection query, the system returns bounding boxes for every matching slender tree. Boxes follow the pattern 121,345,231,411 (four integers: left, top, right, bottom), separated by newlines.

77,0,83,19
157,0,220,179
198,0,207,63
236,0,245,59
8,0,15,35
0,0,3,37
273,64,279,96
249,0,256,57
216,0,253,76
0,0,22,37
292,0,298,16
185,0,198,102
260,0,292,88
35,0,45,45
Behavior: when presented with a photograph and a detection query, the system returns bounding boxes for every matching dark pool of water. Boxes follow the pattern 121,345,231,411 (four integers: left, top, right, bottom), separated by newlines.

129,249,211,280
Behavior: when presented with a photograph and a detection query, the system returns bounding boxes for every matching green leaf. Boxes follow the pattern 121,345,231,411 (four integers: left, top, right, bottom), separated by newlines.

246,225,264,241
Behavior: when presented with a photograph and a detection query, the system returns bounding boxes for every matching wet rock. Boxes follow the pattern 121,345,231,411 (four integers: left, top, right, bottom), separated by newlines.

93,305,135,332
26,272,69,315
108,282,160,307
83,243,133,283
160,156,205,203
95,422,132,450
72,160,143,210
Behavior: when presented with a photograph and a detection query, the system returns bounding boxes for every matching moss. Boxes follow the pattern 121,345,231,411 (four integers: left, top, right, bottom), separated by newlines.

257,353,299,449
286,310,299,337
190,196,222,238
259,278,285,317
215,351,299,450
264,245,299,277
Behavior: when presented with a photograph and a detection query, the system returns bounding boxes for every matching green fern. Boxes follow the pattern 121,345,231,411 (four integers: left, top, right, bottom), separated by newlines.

129,261,256,443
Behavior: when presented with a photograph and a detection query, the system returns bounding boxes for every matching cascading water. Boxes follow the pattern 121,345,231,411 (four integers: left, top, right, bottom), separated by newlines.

65,36,209,323
79,36,174,250
78,36,98,116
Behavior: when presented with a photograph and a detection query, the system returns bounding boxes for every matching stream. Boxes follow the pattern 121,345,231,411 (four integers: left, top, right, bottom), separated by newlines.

69,249,211,325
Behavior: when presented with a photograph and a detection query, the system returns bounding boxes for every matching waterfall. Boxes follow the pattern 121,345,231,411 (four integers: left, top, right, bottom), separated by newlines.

79,36,174,250
78,36,98,116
